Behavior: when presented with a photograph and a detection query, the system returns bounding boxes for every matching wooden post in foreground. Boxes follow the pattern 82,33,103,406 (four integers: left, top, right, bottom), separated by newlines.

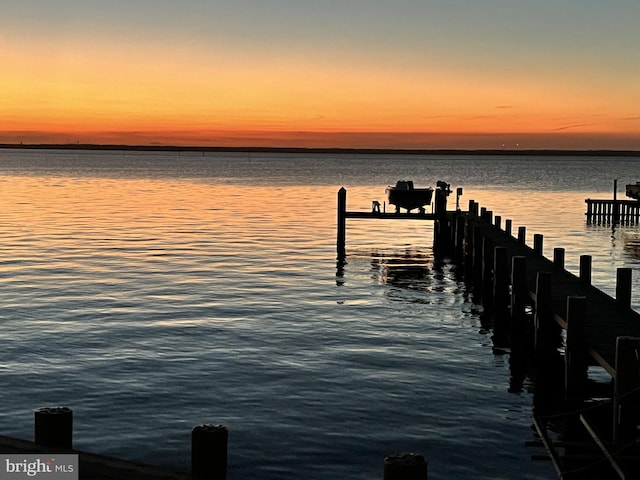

613,337,640,444
533,234,543,256
616,267,632,309
192,424,228,480
383,453,428,480
553,248,565,270
505,219,512,237
34,406,73,448
579,255,592,286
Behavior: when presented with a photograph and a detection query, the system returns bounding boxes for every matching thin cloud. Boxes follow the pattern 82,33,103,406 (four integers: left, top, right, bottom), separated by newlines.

550,123,595,132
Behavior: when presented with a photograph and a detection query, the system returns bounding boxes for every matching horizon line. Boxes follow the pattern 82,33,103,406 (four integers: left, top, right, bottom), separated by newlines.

2,143,640,157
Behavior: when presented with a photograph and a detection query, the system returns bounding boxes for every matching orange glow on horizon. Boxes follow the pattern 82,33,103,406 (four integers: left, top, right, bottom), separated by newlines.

2,35,639,150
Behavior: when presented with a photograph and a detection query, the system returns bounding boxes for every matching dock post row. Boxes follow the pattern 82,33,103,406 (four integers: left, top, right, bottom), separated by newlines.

13,403,428,479
337,187,640,478
442,200,640,478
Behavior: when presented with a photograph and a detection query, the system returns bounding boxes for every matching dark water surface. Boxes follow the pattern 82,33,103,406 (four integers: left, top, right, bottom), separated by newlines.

0,149,639,479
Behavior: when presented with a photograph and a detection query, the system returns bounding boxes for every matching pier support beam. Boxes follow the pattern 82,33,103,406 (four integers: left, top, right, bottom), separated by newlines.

472,227,484,299
565,296,588,401
454,215,466,263
613,337,640,445
481,236,494,318
534,272,557,354
510,256,528,327
616,267,633,309
493,246,510,346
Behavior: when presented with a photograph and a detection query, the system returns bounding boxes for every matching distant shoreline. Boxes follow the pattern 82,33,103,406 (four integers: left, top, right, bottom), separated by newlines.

1,143,639,157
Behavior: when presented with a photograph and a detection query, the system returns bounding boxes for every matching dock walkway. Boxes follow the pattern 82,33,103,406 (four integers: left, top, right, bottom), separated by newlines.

467,212,640,376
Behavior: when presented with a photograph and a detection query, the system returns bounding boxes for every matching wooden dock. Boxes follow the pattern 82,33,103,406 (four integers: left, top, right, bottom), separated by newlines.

451,201,640,479
585,199,640,225
465,205,640,374
336,188,640,478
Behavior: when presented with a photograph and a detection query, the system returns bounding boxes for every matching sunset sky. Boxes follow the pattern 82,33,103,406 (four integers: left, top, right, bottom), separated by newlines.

1,1,639,149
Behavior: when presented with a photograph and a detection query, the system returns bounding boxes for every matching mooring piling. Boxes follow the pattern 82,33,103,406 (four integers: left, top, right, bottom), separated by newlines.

334,189,640,477
616,267,633,309
192,424,228,480
612,336,640,445
383,453,428,480
579,255,592,286
337,187,347,259
34,406,73,449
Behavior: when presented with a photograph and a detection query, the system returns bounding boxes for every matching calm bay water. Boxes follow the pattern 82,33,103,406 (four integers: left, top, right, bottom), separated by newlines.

0,149,639,479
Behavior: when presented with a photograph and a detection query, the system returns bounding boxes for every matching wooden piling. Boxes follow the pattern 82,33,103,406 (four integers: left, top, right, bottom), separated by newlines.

472,227,484,298
482,236,494,313
517,226,526,244
454,215,466,263
464,221,474,284
510,256,528,328
383,453,427,480
579,255,592,286
534,272,554,353
337,187,346,258
192,424,228,480
494,215,502,230
616,267,632,309
493,246,510,345
34,407,73,449
505,219,512,237
469,200,478,217
565,296,588,401
533,234,543,256
612,337,640,444
553,248,565,270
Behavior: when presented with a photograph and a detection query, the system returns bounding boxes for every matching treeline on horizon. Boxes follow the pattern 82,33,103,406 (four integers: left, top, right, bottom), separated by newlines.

1,143,639,157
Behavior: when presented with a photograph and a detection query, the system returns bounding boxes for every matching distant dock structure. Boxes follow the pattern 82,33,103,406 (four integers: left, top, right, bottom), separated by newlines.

337,180,461,259
337,182,640,478
585,180,640,226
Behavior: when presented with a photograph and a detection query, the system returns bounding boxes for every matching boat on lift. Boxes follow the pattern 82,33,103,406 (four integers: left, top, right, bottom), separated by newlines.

385,180,434,213
626,182,640,200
